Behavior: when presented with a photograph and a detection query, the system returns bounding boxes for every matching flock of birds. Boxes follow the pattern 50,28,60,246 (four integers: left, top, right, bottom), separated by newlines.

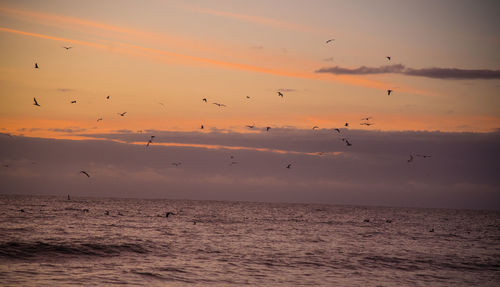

25,40,432,180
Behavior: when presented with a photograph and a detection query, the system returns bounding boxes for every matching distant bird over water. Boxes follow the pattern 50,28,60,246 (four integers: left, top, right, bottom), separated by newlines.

63,46,72,50
70,100,76,104
286,164,292,169
202,98,207,103
106,95,110,99
386,56,391,61
34,63,39,69
146,135,155,147
118,112,127,116
266,126,271,131
277,91,284,97
246,124,255,129
80,170,90,177
407,155,414,163
201,124,204,129
344,122,349,127
326,38,335,44
213,102,226,107
361,117,372,121
97,117,103,122
333,128,341,133
171,162,182,167
387,89,393,96
33,97,40,106
312,126,319,130
360,122,374,126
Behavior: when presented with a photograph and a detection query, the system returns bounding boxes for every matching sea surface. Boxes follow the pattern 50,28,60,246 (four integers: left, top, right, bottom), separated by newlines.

0,195,499,286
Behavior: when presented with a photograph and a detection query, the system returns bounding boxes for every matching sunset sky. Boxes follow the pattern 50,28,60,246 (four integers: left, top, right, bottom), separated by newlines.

1,0,499,209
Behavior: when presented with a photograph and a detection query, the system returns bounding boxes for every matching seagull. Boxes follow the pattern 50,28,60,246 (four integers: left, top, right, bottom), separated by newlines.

213,102,226,107
333,128,341,133
326,39,335,44
34,63,39,69
360,122,374,126
118,112,127,116
63,46,72,50
387,89,393,96
386,56,391,61
97,117,103,122
277,91,284,97
361,117,372,121
70,100,76,104
33,97,40,106
407,155,414,163
286,164,292,169
246,124,255,129
344,122,349,127
202,98,207,103
80,170,90,177
266,126,271,131
312,126,319,130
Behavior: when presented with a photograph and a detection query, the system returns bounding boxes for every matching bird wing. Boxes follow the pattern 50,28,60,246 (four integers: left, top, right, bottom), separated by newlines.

33,98,38,105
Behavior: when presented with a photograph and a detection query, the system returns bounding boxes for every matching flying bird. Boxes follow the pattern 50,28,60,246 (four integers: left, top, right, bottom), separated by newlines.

33,97,40,106
286,164,292,169
63,46,72,50
146,136,154,147
345,140,352,146
407,155,414,163
277,91,284,97
213,102,226,107
386,56,391,61
118,112,127,116
106,95,110,99
97,117,103,122
246,124,255,129
387,89,393,96
326,39,335,44
344,122,349,127
201,124,204,129
70,100,76,104
80,170,90,177
266,126,271,131
34,63,39,69
312,126,319,130
246,96,250,99
360,122,374,126
334,128,341,133
361,117,372,121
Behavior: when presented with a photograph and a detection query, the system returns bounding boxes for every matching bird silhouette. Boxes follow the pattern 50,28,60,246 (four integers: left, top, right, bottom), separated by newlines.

326,39,335,43
97,117,103,122
361,117,372,121
33,97,40,106
246,96,250,99
118,112,127,116
171,162,182,167
345,140,352,146
106,95,110,99
80,170,90,177
312,126,319,130
266,126,271,131
277,91,284,97
286,164,292,169
34,63,39,69
63,46,72,50
407,155,414,163
202,98,207,102
70,100,76,104
246,124,255,129
201,124,204,129
387,89,393,96
334,128,341,133
146,136,154,147
386,56,391,61
213,102,226,107
344,122,349,127
360,122,374,126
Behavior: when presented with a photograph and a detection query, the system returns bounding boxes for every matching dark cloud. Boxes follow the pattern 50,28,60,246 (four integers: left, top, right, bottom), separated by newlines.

49,128,87,133
1,129,498,210
315,64,500,80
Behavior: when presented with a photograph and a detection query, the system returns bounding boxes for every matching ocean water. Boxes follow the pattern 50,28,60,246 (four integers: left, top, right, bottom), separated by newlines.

0,195,499,286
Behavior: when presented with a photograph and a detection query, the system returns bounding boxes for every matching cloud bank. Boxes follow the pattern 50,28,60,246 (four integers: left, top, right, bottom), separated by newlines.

316,65,500,80
1,129,499,210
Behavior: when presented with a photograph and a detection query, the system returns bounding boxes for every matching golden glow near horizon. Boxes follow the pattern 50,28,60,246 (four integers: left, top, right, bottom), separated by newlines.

1,1,499,139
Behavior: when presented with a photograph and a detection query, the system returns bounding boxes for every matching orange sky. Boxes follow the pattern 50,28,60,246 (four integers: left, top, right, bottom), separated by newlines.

1,1,499,138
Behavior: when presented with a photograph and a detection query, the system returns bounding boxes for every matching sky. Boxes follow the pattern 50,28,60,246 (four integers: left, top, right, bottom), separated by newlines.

0,0,499,210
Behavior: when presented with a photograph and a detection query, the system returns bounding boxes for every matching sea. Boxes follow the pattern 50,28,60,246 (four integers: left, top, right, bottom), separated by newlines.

0,195,499,286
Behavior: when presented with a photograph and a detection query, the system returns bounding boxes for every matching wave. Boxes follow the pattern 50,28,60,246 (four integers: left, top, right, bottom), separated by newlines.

0,241,149,260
